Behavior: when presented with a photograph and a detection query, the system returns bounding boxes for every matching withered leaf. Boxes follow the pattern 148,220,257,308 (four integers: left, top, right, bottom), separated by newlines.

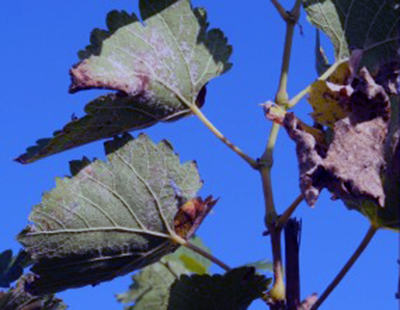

284,67,390,209
308,62,353,127
18,134,215,295
174,196,217,239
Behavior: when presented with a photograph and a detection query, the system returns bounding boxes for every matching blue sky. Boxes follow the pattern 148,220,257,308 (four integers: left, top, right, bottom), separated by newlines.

0,1,398,309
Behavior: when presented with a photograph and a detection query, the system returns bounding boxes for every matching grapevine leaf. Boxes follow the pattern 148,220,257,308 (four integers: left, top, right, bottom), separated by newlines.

304,0,400,69
284,67,390,210
117,236,211,310
16,0,232,164
18,133,216,295
0,250,31,288
16,90,205,164
308,62,353,127
0,275,67,310
244,259,273,273
346,93,399,230
263,102,327,145
167,267,271,310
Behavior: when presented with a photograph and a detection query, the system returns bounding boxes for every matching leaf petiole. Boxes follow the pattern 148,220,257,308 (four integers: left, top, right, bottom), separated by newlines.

288,59,348,108
276,194,303,229
189,104,258,169
171,233,231,272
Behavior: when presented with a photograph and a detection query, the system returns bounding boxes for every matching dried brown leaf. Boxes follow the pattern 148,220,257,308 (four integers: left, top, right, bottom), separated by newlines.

285,67,390,208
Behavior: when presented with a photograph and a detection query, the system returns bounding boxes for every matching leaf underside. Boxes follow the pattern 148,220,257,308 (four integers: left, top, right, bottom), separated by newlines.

0,250,31,288
0,275,67,310
304,0,400,69
16,0,231,163
117,236,211,310
168,267,271,310
17,133,211,294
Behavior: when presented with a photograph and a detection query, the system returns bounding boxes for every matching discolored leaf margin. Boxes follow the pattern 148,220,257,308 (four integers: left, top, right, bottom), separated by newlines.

347,69,400,230
18,133,216,295
168,267,271,310
284,65,398,229
307,61,353,127
117,236,211,310
16,0,232,164
0,275,66,310
304,0,400,70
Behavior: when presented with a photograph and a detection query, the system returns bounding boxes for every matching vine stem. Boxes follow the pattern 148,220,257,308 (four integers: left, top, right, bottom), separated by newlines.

310,225,378,310
261,0,301,306
189,104,258,169
172,233,231,272
276,194,303,229
288,58,347,108
260,123,285,306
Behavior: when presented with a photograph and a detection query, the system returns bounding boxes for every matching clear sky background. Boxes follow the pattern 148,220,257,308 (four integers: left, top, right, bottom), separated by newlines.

1,1,398,309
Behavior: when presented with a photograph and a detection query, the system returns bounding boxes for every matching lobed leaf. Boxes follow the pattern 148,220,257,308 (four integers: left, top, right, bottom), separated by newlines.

18,134,216,294
167,267,271,310
304,0,400,69
17,0,232,163
284,67,392,215
301,55,399,229
117,236,211,310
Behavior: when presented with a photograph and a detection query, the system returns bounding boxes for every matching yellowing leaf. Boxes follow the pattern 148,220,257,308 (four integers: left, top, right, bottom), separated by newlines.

308,62,352,127
285,67,390,209
179,254,208,275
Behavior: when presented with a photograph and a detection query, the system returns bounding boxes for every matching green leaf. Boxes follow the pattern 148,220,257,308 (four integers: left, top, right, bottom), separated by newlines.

168,267,271,310
304,0,400,69
16,0,232,164
0,250,31,288
0,275,67,310
117,236,211,310
243,259,273,273
17,134,216,295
